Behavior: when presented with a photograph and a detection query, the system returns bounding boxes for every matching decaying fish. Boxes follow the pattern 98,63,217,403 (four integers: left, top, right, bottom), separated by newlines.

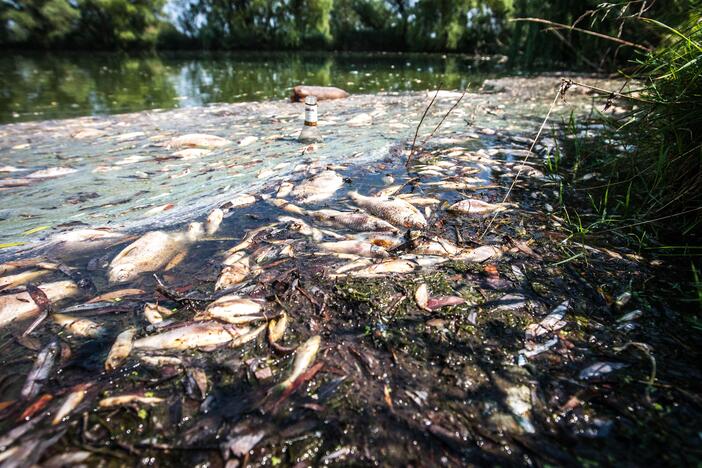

167,133,231,149
277,335,321,391
52,383,90,425
222,194,256,210
229,323,266,348
144,303,174,325
276,181,294,198
308,209,398,232
346,259,418,278
133,321,245,351
205,208,224,235
139,355,183,367
525,301,568,340
319,240,389,258
457,245,502,262
225,223,278,256
105,328,136,371
411,236,463,257
414,283,430,311
278,216,325,241
268,312,288,344
0,280,79,328
0,270,50,290
448,198,514,215
349,191,426,229
198,295,266,324
53,313,105,338
21,340,59,400
269,198,308,216
99,394,165,408
215,257,251,291
108,223,204,283
49,229,127,256
290,170,344,204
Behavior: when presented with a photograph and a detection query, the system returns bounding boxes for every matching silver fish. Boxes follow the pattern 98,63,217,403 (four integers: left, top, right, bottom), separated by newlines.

348,191,426,228
21,340,59,400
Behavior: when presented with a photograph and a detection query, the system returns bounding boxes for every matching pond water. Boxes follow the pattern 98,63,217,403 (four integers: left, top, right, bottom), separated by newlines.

0,52,501,124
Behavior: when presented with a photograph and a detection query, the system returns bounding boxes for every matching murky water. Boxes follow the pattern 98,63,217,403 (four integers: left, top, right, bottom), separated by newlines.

0,52,500,124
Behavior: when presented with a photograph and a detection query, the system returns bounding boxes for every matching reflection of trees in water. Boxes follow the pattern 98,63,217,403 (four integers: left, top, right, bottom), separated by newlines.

0,52,494,122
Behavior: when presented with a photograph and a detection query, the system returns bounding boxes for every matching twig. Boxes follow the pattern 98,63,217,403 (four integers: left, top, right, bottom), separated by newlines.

479,80,567,239
511,17,651,51
407,83,442,168
420,88,468,146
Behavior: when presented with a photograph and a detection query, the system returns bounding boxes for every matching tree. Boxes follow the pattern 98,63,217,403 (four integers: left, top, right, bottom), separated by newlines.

1,0,80,46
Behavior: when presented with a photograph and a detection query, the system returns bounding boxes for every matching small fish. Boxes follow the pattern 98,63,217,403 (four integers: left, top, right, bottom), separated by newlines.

456,245,502,262
269,198,308,216
396,195,441,206
167,133,231,149
225,223,277,256
349,191,426,229
278,216,325,241
426,296,466,310
290,170,344,204
53,313,105,338
199,295,265,324
41,451,92,467
617,309,642,322
221,194,256,209
139,355,183,367
0,270,50,290
411,236,463,257
375,184,402,197
52,383,90,425
579,362,627,380
309,209,398,232
105,328,136,371
143,303,174,325
276,181,294,198
205,208,224,235
133,321,246,350
0,280,79,328
448,199,513,215
415,283,430,311
525,301,568,340
319,240,389,258
98,395,165,408
277,335,321,391
347,259,417,278
229,323,266,348
87,288,144,303
215,257,251,291
268,312,288,344
21,341,59,400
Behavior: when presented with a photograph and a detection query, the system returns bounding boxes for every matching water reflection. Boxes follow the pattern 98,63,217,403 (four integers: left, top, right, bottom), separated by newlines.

0,52,497,123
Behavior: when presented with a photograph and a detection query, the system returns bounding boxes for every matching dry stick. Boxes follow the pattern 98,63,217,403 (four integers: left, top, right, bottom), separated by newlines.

479,81,566,240
511,17,651,51
420,88,468,146
407,83,443,168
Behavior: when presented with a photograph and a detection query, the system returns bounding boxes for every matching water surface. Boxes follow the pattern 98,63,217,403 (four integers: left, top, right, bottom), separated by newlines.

0,52,500,123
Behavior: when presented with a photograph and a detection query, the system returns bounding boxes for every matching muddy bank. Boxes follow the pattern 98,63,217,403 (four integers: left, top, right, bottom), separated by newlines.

0,75,700,466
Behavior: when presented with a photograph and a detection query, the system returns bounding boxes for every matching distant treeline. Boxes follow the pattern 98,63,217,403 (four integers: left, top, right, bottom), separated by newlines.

1,0,694,67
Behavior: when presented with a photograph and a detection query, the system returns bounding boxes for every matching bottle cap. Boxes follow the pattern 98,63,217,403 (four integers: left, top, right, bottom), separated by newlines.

304,95,317,105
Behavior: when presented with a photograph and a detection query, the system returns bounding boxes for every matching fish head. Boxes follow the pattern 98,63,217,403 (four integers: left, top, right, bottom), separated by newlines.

108,264,136,283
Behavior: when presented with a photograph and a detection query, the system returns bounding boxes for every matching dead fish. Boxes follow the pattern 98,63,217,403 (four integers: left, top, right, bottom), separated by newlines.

415,284,430,311
270,198,308,216
525,300,568,340
290,170,344,204
21,340,59,400
268,312,288,343
276,181,294,198
108,223,203,283
49,229,127,255
400,254,449,267
215,258,251,291
456,245,502,262
0,280,79,328
375,184,403,197
51,383,90,425
277,335,321,390
221,194,256,210
199,295,265,324
334,258,372,274
278,216,325,241
579,362,627,380
347,259,417,277
205,208,224,235
144,303,174,326
411,236,463,257
98,395,165,408
229,323,266,348
27,167,77,179
225,223,278,256
0,269,50,290
493,293,527,312
319,240,389,258
239,135,258,147
167,133,231,149
105,327,136,371
309,209,398,232
348,232,405,249
42,451,92,467
133,321,245,350
185,367,209,400
617,309,642,322
88,288,144,303
427,296,466,310
448,198,514,215
349,191,426,229
518,336,559,363
396,195,441,206
53,313,105,338
139,355,183,367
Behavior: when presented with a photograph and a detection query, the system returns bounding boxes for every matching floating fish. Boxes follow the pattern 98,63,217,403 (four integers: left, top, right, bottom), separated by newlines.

167,133,231,149
205,208,224,235
290,170,344,204
53,313,105,338
21,340,59,400
133,321,246,351
308,209,397,232
347,259,417,277
105,328,136,371
414,283,430,311
348,191,426,228
216,256,251,291
198,295,266,324
319,240,389,258
52,383,90,425
0,280,79,328
0,269,50,290
448,199,513,215
456,245,502,262
411,236,463,257
277,335,321,391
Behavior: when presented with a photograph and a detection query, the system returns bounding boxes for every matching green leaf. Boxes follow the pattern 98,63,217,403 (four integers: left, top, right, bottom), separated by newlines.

0,241,25,249
23,226,50,235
